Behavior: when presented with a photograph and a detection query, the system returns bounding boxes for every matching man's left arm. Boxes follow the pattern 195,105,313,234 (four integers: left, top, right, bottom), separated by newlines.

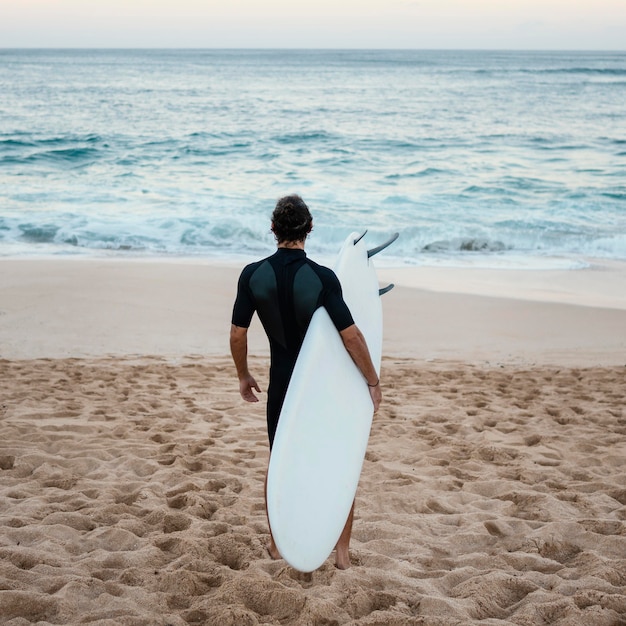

339,324,382,412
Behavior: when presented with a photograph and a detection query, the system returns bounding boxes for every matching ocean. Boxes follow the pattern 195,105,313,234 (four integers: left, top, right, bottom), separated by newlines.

1,49,625,269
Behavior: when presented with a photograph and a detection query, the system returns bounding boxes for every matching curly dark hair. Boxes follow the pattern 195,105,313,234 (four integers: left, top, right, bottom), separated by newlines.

271,195,313,244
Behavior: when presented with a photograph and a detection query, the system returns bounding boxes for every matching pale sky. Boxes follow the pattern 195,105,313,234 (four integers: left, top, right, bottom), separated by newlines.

1,0,625,49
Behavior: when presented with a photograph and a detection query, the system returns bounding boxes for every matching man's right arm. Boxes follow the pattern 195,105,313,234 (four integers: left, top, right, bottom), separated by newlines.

230,324,261,403
339,324,382,411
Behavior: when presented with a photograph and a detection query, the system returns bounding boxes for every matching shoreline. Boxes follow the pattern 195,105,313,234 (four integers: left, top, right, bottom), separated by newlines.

2,253,625,306
1,257,625,365
378,258,626,311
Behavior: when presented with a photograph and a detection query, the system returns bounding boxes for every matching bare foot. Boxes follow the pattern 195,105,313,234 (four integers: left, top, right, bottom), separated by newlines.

335,549,351,570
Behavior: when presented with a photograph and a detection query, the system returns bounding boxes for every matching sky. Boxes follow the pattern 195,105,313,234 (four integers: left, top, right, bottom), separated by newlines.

1,0,625,50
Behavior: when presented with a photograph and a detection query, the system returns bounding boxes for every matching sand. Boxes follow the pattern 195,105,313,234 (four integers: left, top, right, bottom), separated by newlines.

1,257,625,625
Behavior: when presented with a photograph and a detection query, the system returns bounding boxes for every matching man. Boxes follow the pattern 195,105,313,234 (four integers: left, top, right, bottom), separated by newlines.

230,194,381,569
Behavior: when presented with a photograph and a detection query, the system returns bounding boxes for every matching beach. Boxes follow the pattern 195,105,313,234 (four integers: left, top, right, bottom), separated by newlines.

1,258,625,625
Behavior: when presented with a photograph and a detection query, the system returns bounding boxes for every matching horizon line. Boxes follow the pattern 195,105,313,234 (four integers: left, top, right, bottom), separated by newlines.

1,46,625,52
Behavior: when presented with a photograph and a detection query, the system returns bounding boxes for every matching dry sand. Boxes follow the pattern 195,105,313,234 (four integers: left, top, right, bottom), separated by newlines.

1,258,625,625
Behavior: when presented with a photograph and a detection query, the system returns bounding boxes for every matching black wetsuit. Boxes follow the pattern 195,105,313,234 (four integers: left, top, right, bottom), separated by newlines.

231,248,354,447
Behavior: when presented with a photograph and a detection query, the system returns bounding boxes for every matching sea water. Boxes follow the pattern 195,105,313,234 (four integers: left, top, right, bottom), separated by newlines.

0,49,625,268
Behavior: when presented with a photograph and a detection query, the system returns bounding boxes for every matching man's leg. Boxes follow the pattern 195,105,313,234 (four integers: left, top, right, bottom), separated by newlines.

264,367,291,561
264,464,281,560
335,500,355,569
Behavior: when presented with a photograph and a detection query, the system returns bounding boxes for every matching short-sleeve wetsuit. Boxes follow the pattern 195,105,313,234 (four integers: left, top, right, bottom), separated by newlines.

232,248,354,447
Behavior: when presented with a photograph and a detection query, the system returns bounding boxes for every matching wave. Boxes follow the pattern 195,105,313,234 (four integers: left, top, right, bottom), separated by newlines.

2,212,625,267
385,167,449,180
2,147,102,166
182,143,253,157
0,133,102,148
534,67,626,76
272,131,338,145
0,214,273,257
18,224,60,243
0,134,105,166
0,139,37,148
601,191,626,200
469,67,626,77
422,238,508,253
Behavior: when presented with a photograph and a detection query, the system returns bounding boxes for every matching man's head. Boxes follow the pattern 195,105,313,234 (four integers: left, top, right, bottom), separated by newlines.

271,195,313,245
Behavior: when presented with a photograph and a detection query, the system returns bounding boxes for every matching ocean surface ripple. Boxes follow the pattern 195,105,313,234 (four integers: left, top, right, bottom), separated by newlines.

1,49,625,268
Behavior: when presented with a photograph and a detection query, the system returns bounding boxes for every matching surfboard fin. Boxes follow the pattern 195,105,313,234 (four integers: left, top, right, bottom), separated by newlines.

367,232,399,258
379,283,394,296
353,230,368,245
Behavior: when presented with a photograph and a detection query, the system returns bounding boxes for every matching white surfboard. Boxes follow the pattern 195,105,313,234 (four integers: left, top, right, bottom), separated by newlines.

266,231,396,572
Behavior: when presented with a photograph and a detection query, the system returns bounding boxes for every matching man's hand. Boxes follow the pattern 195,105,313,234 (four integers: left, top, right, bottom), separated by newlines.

369,382,382,412
239,374,261,402
231,324,261,402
